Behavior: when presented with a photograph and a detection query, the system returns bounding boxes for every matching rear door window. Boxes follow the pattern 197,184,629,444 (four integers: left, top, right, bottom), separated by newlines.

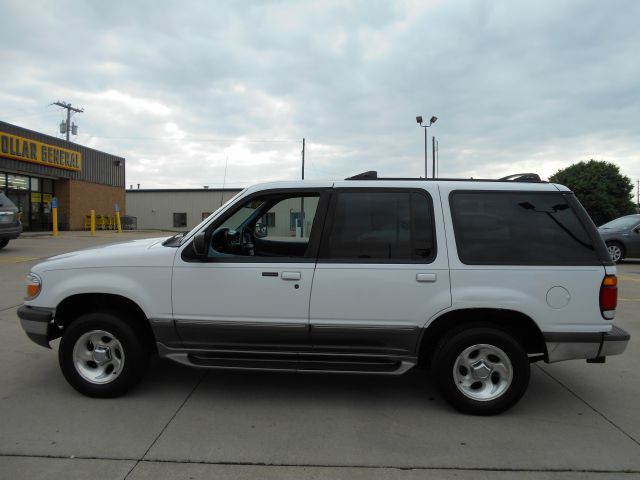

449,191,600,265
320,189,436,262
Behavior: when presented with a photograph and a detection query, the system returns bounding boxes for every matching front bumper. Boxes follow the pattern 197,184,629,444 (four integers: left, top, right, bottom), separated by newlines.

0,223,22,240
545,325,630,363
17,305,56,348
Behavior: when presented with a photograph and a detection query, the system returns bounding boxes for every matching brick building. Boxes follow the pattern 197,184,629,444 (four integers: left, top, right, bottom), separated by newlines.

0,121,125,231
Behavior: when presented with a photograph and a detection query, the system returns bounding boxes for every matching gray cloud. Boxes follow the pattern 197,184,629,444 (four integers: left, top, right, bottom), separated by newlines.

1,0,639,189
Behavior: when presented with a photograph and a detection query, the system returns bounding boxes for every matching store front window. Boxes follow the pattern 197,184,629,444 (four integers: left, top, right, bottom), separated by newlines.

7,174,29,229
0,172,54,231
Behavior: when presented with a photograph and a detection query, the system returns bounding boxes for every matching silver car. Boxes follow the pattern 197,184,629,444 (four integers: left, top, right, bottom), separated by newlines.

598,214,640,263
0,192,22,250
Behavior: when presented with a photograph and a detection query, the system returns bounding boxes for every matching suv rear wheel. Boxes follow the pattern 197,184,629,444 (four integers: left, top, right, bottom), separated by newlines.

433,326,530,415
59,311,150,397
0,239,9,249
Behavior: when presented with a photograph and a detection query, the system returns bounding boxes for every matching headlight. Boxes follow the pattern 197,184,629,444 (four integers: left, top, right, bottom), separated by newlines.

25,273,42,300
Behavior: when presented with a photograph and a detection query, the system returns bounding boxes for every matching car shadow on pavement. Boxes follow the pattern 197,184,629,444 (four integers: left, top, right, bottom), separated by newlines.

135,357,560,416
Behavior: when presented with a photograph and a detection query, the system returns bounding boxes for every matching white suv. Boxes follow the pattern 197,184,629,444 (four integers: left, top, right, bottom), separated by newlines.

18,173,630,415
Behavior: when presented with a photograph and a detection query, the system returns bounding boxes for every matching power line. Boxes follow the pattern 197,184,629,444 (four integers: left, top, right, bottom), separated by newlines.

3,106,63,122
84,134,299,144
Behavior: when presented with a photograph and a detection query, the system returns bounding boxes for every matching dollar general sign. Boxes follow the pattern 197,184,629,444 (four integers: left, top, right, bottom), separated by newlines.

0,132,82,171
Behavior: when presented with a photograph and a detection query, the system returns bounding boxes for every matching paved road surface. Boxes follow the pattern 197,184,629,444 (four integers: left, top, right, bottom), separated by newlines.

1,232,638,479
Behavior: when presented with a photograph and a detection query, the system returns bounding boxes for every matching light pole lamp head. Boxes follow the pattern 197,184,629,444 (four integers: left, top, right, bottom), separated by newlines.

416,115,423,125
429,116,438,125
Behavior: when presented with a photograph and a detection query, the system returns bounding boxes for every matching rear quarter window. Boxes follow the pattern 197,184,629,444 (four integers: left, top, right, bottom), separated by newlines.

450,191,600,265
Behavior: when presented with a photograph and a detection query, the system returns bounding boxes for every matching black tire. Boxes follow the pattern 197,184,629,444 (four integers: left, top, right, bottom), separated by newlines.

0,239,9,249
58,311,150,398
433,326,530,415
606,241,625,264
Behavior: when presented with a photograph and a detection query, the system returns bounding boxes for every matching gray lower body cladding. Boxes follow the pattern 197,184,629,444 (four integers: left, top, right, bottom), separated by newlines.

544,326,630,362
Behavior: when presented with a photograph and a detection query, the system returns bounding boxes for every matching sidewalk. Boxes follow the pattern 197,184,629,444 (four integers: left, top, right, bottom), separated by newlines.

19,229,175,239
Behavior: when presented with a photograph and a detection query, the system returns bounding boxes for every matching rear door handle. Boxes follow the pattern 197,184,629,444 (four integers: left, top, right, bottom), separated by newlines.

416,273,437,282
281,271,301,281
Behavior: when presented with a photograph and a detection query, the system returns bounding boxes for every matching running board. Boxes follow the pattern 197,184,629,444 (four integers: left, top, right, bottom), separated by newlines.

157,344,416,375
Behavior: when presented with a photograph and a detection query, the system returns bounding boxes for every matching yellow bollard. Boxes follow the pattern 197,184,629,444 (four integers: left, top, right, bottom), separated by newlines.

90,209,96,236
116,211,122,233
52,207,58,237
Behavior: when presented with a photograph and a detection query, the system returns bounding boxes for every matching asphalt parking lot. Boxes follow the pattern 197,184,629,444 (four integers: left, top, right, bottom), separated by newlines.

0,232,639,480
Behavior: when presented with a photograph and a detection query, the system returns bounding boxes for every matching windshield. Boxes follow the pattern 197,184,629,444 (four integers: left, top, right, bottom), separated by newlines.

216,199,265,232
171,189,247,246
599,216,640,230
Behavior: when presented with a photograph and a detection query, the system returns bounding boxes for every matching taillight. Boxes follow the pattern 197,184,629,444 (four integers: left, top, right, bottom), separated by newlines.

599,275,617,320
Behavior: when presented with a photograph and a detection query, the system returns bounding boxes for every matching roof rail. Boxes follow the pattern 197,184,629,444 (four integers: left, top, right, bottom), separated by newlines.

345,171,378,180
344,171,544,183
498,173,542,182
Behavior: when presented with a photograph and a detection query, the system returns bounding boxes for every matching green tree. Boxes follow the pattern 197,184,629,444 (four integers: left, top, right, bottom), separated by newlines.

549,160,635,225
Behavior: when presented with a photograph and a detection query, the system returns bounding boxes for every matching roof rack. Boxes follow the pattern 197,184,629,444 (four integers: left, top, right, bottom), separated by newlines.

498,173,542,182
345,171,378,180
345,171,545,183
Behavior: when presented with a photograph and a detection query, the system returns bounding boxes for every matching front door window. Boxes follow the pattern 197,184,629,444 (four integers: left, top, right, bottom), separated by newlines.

207,193,321,259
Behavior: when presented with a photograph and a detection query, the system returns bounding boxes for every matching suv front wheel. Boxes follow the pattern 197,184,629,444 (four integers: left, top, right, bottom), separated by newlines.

59,311,150,397
433,326,530,415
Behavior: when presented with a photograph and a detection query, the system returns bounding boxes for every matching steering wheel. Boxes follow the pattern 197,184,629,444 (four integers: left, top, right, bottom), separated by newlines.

239,226,255,256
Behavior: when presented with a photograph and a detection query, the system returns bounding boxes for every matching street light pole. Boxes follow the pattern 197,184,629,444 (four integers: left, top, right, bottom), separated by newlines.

424,126,428,178
416,115,437,178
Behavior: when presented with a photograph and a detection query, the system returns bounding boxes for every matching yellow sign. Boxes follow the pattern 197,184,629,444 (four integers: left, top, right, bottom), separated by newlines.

43,193,52,203
31,192,42,202
0,132,82,171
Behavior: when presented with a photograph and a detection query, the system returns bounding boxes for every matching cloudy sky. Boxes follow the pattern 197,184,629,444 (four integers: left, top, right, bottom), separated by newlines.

1,0,639,189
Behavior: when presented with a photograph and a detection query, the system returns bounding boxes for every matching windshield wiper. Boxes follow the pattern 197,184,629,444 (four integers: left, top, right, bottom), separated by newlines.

162,231,188,247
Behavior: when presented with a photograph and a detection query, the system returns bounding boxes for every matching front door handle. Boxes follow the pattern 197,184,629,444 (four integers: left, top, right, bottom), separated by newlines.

416,273,437,282
282,271,301,281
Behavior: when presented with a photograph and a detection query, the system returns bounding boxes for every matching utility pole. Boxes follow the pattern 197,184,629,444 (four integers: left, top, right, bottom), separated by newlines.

53,101,84,141
436,140,439,178
301,137,305,180
300,138,306,237
432,136,436,179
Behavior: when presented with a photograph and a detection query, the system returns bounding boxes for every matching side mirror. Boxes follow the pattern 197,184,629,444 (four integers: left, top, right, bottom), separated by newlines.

634,226,640,234
192,231,207,257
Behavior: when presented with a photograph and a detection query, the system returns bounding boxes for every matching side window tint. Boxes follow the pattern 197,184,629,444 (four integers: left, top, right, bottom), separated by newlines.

324,191,435,262
411,193,434,259
450,191,599,265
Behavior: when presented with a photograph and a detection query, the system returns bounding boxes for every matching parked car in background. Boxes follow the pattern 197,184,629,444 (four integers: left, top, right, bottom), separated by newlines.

598,214,640,263
0,192,22,249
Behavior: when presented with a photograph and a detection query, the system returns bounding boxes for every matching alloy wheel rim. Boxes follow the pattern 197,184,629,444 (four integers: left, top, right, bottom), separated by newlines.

453,343,513,401
608,245,622,262
72,330,125,384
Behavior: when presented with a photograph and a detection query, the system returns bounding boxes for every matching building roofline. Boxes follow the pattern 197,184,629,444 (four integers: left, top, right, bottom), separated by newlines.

126,188,244,193
0,120,125,161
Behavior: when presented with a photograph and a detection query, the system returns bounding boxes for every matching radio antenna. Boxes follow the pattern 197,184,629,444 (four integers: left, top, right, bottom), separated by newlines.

220,156,229,206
